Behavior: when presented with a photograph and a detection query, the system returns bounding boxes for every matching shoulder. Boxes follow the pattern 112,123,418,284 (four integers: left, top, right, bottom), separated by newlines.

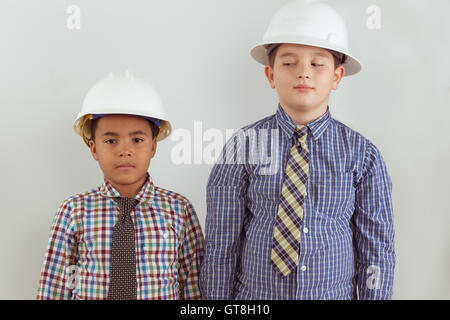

329,118,381,154
48,187,100,230
61,187,102,205
152,186,196,214
330,118,369,142
329,118,388,179
55,187,103,216
222,113,277,149
240,114,276,132
221,114,277,143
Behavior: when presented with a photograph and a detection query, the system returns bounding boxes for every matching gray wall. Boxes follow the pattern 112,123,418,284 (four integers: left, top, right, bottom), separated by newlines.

0,0,448,299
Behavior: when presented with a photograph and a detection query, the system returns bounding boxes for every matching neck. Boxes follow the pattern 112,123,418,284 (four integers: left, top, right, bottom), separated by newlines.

108,175,147,198
280,101,329,125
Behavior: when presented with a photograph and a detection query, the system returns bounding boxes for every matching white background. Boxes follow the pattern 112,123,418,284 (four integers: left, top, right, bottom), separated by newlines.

0,0,448,299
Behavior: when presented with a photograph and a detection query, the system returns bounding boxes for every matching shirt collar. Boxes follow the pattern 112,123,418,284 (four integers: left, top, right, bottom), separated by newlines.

276,104,332,141
99,172,154,203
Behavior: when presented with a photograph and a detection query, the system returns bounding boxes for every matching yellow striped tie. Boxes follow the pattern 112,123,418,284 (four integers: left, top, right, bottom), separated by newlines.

271,125,309,276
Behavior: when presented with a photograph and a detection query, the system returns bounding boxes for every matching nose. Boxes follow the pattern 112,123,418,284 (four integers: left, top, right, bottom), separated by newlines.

118,141,133,157
297,62,311,79
119,150,132,157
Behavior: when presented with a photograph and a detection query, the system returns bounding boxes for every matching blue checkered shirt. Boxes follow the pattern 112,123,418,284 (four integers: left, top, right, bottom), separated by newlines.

200,105,395,300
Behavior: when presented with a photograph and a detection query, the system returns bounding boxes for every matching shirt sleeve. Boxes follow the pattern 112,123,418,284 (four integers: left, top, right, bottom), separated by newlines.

36,199,79,300
353,142,396,300
177,200,205,300
200,135,249,299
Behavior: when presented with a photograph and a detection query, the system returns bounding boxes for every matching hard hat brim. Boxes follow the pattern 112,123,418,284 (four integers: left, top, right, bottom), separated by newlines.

250,36,362,76
73,113,172,147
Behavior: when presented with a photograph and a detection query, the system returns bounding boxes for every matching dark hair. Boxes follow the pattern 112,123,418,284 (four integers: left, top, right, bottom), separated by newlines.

90,117,160,143
268,46,280,68
268,46,347,69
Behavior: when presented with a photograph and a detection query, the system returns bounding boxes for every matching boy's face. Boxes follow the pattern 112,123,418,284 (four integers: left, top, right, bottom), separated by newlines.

265,43,345,120
89,114,157,195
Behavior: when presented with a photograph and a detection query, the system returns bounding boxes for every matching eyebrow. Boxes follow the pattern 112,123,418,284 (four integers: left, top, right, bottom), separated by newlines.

101,130,148,137
312,52,331,58
278,52,296,58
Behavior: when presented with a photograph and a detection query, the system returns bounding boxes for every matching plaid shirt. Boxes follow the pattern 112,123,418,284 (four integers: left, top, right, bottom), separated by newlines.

37,173,204,300
200,105,395,300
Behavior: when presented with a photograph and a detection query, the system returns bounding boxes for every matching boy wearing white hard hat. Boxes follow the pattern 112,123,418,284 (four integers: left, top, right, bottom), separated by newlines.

201,0,395,300
37,71,204,300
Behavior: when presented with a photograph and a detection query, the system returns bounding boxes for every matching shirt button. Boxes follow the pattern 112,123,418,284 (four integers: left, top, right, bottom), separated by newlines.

163,232,169,239
301,265,307,272
303,227,309,234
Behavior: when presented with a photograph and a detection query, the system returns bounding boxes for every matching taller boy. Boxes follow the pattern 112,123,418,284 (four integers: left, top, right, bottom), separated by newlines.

200,0,395,299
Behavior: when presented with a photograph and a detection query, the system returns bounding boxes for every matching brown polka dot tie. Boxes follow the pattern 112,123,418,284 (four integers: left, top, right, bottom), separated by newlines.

107,197,139,300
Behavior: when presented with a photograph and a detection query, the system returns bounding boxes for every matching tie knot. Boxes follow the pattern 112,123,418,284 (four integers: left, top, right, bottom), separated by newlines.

113,197,139,220
294,125,308,144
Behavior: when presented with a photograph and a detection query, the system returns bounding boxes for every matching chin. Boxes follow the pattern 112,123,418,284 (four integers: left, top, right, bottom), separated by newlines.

285,101,315,111
109,172,140,185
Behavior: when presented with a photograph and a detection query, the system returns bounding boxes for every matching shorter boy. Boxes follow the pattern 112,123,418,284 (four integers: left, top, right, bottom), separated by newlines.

37,71,204,300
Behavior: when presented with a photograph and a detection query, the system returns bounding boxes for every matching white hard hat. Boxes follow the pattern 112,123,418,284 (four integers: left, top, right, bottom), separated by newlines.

250,0,362,76
74,70,172,146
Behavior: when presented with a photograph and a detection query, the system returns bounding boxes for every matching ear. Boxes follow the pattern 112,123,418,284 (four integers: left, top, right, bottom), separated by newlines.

264,65,276,89
150,138,157,159
89,140,99,161
332,65,345,90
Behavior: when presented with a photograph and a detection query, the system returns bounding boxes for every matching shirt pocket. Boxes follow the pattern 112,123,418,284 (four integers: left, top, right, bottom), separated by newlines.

247,163,284,222
311,171,354,218
140,216,179,277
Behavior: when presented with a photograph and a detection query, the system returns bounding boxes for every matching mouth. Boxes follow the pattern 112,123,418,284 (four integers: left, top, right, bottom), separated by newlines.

116,164,135,170
294,84,314,92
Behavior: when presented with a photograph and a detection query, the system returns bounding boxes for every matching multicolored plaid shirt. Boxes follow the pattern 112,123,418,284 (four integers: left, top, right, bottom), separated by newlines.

37,173,204,300
200,105,395,300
